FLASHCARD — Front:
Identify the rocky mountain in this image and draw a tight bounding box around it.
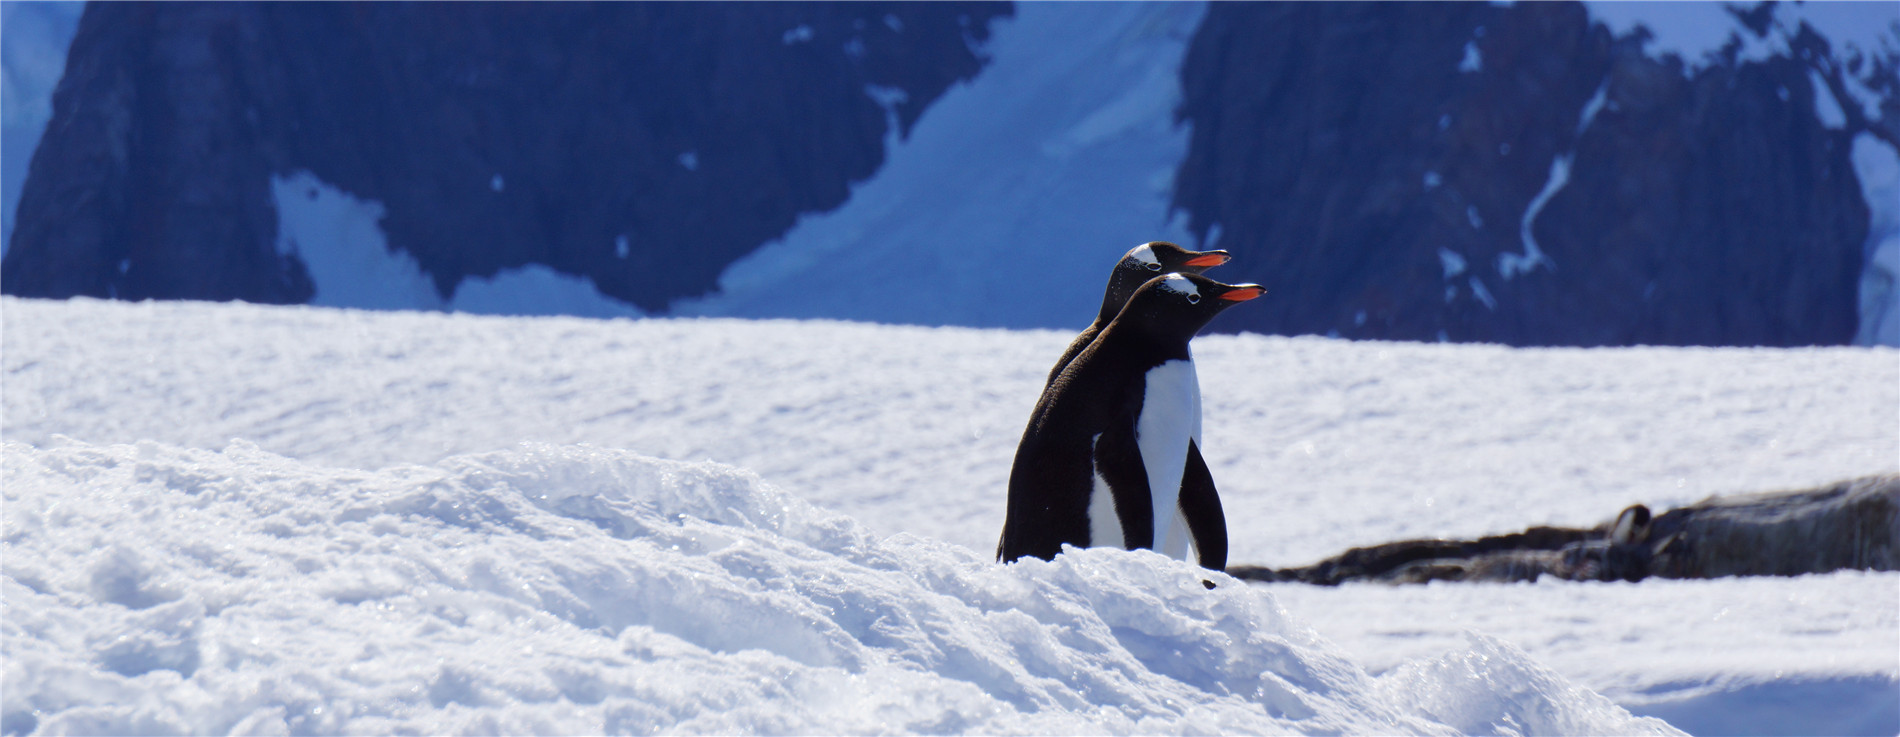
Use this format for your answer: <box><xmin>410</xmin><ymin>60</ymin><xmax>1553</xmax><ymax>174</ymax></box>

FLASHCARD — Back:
<box><xmin>1174</xmin><ymin>1</ymin><xmax>1897</xmax><ymax>346</ymax></box>
<box><xmin>1</xmin><ymin>1</ymin><xmax>1010</xmax><ymax>308</ymax></box>
<box><xmin>5</xmin><ymin>1</ymin><xmax>1895</xmax><ymax>347</ymax></box>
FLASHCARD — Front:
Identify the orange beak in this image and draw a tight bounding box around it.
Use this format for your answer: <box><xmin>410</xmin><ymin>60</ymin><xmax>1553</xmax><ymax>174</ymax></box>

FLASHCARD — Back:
<box><xmin>1184</xmin><ymin>252</ymin><xmax>1230</xmax><ymax>268</ymax></box>
<box><xmin>1218</xmin><ymin>286</ymin><xmax>1265</xmax><ymax>302</ymax></box>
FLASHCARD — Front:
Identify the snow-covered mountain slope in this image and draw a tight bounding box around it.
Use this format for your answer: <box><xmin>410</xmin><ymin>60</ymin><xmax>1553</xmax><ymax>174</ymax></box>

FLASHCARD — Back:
<box><xmin>672</xmin><ymin>1</ymin><xmax>1202</xmax><ymax>330</ymax></box>
<box><xmin>4</xmin><ymin>296</ymin><xmax>1895</xmax><ymax>735</ymax></box>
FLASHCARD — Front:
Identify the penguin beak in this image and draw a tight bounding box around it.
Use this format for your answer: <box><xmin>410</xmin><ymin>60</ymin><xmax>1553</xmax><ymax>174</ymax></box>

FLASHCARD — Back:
<box><xmin>1218</xmin><ymin>285</ymin><xmax>1265</xmax><ymax>302</ymax></box>
<box><xmin>1184</xmin><ymin>251</ymin><xmax>1230</xmax><ymax>268</ymax></box>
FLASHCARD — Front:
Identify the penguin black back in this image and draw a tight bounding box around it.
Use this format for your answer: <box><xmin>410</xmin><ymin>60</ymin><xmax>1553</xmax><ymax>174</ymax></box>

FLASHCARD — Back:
<box><xmin>999</xmin><ymin>272</ymin><xmax>1263</xmax><ymax>566</ymax></box>
<box><xmin>1044</xmin><ymin>242</ymin><xmax>1230</xmax><ymax>387</ymax></box>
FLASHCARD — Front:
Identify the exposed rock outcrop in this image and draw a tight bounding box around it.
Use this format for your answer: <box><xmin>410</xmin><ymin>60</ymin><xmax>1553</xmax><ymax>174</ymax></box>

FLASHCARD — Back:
<box><xmin>1230</xmin><ymin>474</ymin><xmax>1899</xmax><ymax>584</ymax></box>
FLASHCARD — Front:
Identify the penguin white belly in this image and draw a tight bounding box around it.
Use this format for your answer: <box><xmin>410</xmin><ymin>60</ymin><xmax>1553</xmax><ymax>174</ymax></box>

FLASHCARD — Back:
<box><xmin>1164</xmin><ymin>371</ymin><xmax>1204</xmax><ymax>560</ymax></box>
<box><xmin>1165</xmin><ymin>374</ymin><xmax>1205</xmax><ymax>561</ymax></box>
<box><xmin>1136</xmin><ymin>359</ymin><xmax>1198</xmax><ymax>558</ymax></box>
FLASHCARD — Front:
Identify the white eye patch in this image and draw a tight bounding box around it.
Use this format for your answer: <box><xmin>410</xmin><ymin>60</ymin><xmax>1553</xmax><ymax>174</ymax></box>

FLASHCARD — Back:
<box><xmin>1158</xmin><ymin>273</ymin><xmax>1200</xmax><ymax>299</ymax></box>
<box><xmin>1128</xmin><ymin>244</ymin><xmax>1161</xmax><ymax>270</ymax></box>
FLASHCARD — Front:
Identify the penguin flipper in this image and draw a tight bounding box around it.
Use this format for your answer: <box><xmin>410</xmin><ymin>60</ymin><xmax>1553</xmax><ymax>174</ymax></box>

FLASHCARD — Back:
<box><xmin>1179</xmin><ymin>440</ymin><xmax>1229</xmax><ymax>571</ymax></box>
<box><xmin>1092</xmin><ymin>418</ymin><xmax>1154</xmax><ymax>551</ymax></box>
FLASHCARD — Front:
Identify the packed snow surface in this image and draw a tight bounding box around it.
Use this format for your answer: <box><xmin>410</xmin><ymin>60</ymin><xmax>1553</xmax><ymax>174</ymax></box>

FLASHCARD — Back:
<box><xmin>5</xmin><ymin>296</ymin><xmax>1897</xmax><ymax>735</ymax></box>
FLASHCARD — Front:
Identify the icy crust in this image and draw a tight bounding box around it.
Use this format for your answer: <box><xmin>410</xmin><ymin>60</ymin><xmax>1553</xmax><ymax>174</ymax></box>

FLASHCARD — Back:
<box><xmin>1</xmin><ymin>439</ymin><xmax>1677</xmax><ymax>736</ymax></box>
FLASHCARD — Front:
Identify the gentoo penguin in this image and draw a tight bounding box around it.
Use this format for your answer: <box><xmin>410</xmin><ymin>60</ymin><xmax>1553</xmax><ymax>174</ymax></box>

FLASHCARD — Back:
<box><xmin>998</xmin><ymin>272</ymin><xmax>1263</xmax><ymax>571</ymax></box>
<box><xmin>1044</xmin><ymin>241</ymin><xmax>1230</xmax><ymax>386</ymax></box>
<box><xmin>1018</xmin><ymin>241</ymin><xmax>1231</xmax><ymax>572</ymax></box>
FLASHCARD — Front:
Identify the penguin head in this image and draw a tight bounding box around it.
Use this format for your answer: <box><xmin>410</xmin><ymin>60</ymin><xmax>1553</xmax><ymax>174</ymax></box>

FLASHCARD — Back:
<box><xmin>1097</xmin><ymin>242</ymin><xmax>1231</xmax><ymax>322</ymax></box>
<box><xmin>1121</xmin><ymin>241</ymin><xmax>1231</xmax><ymax>275</ymax></box>
<box><xmin>1115</xmin><ymin>272</ymin><xmax>1264</xmax><ymax>340</ymax></box>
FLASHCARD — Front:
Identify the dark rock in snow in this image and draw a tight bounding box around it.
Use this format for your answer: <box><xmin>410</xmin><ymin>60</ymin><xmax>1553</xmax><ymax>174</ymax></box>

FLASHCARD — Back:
<box><xmin>1173</xmin><ymin>1</ymin><xmax>1887</xmax><ymax>346</ymax></box>
<box><xmin>1229</xmin><ymin>474</ymin><xmax>1899</xmax><ymax>584</ymax></box>
<box><xmin>2</xmin><ymin>1</ymin><xmax>1010</xmax><ymax>308</ymax></box>
<box><xmin>1644</xmin><ymin>474</ymin><xmax>1899</xmax><ymax>579</ymax></box>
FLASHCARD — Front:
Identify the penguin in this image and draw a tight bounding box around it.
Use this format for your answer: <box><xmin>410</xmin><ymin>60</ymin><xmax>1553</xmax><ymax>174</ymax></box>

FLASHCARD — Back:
<box><xmin>1044</xmin><ymin>241</ymin><xmax>1230</xmax><ymax>387</ymax></box>
<box><xmin>998</xmin><ymin>272</ymin><xmax>1263</xmax><ymax>571</ymax></box>
<box><xmin>1013</xmin><ymin>241</ymin><xmax>1232</xmax><ymax>571</ymax></box>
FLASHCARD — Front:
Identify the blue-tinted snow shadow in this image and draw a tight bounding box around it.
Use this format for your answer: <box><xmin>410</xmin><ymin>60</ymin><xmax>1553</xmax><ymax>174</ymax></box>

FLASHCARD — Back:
<box><xmin>1623</xmin><ymin>675</ymin><xmax>1899</xmax><ymax>737</ymax></box>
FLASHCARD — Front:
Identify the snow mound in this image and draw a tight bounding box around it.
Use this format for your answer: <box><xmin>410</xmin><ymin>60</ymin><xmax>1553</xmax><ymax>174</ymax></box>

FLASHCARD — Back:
<box><xmin>1</xmin><ymin>439</ymin><xmax>1677</xmax><ymax>736</ymax></box>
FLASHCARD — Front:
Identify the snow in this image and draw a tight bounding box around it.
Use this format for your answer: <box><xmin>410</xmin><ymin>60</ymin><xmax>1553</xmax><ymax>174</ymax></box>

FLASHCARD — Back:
<box><xmin>1811</xmin><ymin>68</ymin><xmax>1849</xmax><ymax>129</ymax></box>
<box><xmin>1274</xmin><ymin>573</ymin><xmax>1900</xmax><ymax>737</ymax></box>
<box><xmin>1582</xmin><ymin>1</ymin><xmax>1899</xmax><ymax>76</ymax></box>
<box><xmin>671</xmin><ymin>2</ymin><xmax>1205</xmax><ymax>330</ymax></box>
<box><xmin>1460</xmin><ymin>40</ymin><xmax>1483</xmax><ymax>73</ymax></box>
<box><xmin>1500</xmin><ymin>155</ymin><xmax>1567</xmax><ymax>280</ymax></box>
<box><xmin>1584</xmin><ymin>1</ymin><xmax>1768</xmax><ymax>71</ymax></box>
<box><xmin>5</xmin><ymin>295</ymin><xmax>1896</xmax><ymax>735</ymax></box>
<box><xmin>269</xmin><ymin>170</ymin><xmax>641</xmax><ymax>319</ymax></box>
<box><xmin>448</xmin><ymin>266</ymin><xmax>644</xmax><ymax>321</ymax></box>
<box><xmin>1439</xmin><ymin>247</ymin><xmax>1468</xmax><ymax>280</ymax></box>
<box><xmin>20</xmin><ymin>437</ymin><xmax>1510</xmax><ymax>735</ymax></box>
<box><xmin>1576</xmin><ymin>79</ymin><xmax>1609</xmax><ymax>136</ymax></box>
<box><xmin>270</xmin><ymin>171</ymin><xmax>440</xmax><ymax>312</ymax></box>
<box><xmin>1469</xmin><ymin>275</ymin><xmax>1498</xmax><ymax>310</ymax></box>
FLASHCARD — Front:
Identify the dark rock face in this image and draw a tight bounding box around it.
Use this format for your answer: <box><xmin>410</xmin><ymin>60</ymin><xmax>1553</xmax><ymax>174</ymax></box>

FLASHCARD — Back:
<box><xmin>1174</xmin><ymin>2</ymin><xmax>1889</xmax><ymax>346</ymax></box>
<box><xmin>2</xmin><ymin>1</ymin><xmax>1009</xmax><ymax>308</ymax></box>
<box><xmin>2</xmin><ymin>3</ymin><xmax>315</xmax><ymax>303</ymax></box>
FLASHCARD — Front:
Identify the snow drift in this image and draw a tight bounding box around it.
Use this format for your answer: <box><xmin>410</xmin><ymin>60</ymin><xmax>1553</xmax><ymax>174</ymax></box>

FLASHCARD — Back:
<box><xmin>2</xmin><ymin>439</ymin><xmax>1674</xmax><ymax>735</ymax></box>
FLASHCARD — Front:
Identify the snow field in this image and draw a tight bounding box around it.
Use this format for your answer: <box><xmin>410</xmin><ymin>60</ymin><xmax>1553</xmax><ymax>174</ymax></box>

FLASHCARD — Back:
<box><xmin>7</xmin><ymin>298</ymin><xmax>1889</xmax><ymax>566</ymax></box>
<box><xmin>3</xmin><ymin>438</ymin><xmax>1673</xmax><ymax>735</ymax></box>
<box><xmin>1270</xmin><ymin>572</ymin><xmax>1900</xmax><ymax>736</ymax></box>
<box><xmin>3</xmin><ymin>296</ymin><xmax>1895</xmax><ymax>734</ymax></box>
